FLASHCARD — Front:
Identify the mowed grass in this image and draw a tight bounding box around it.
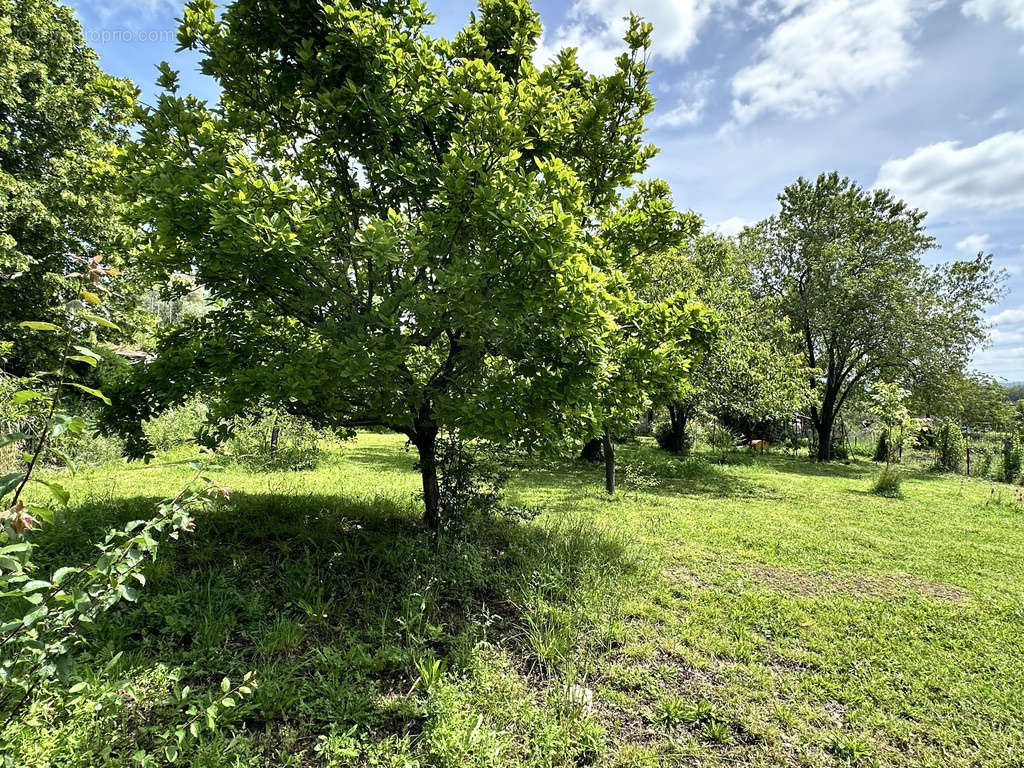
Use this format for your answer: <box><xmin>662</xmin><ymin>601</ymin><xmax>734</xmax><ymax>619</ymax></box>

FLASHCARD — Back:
<box><xmin>8</xmin><ymin>432</ymin><xmax>1024</xmax><ymax>767</ymax></box>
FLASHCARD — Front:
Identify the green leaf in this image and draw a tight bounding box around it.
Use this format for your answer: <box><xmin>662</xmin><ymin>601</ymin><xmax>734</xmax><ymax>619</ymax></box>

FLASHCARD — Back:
<box><xmin>22</xmin><ymin>604</ymin><xmax>48</xmax><ymax>627</ymax></box>
<box><xmin>220</xmin><ymin>677</ymin><xmax>230</xmax><ymax>693</ymax></box>
<box><xmin>72</xmin><ymin>345</ymin><xmax>101</xmax><ymax>361</ymax></box>
<box><xmin>81</xmin><ymin>313</ymin><xmax>121</xmax><ymax>331</ymax></box>
<box><xmin>80</xmin><ymin>291</ymin><xmax>103</xmax><ymax>306</ymax></box>
<box><xmin>26</xmin><ymin>504</ymin><xmax>54</xmax><ymax>524</ymax></box>
<box><xmin>52</xmin><ymin>413</ymin><xmax>86</xmax><ymax>438</ymax></box>
<box><xmin>69</xmin><ymin>383</ymin><xmax>111</xmax><ymax>405</ymax></box>
<box><xmin>0</xmin><ymin>472</ymin><xmax>24</xmax><ymax>499</ymax></box>
<box><xmin>68</xmin><ymin>354</ymin><xmax>98</xmax><ymax>367</ymax></box>
<box><xmin>12</xmin><ymin>390</ymin><xmax>46</xmax><ymax>405</ymax></box>
<box><xmin>118</xmin><ymin>584</ymin><xmax>139</xmax><ymax>602</ymax></box>
<box><xmin>19</xmin><ymin>321</ymin><xmax>61</xmax><ymax>332</ymax></box>
<box><xmin>32</xmin><ymin>479</ymin><xmax>70</xmax><ymax>505</ymax></box>
<box><xmin>52</xmin><ymin>566</ymin><xmax>78</xmax><ymax>586</ymax></box>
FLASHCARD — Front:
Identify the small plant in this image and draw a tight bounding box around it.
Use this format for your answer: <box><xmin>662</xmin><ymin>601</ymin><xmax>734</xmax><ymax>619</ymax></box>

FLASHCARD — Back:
<box><xmin>430</xmin><ymin>430</ymin><xmax>535</xmax><ymax>530</ymax></box>
<box><xmin>871</xmin><ymin>465</ymin><xmax>903</xmax><ymax>498</ymax></box>
<box><xmin>652</xmin><ymin>694</ymin><xmax>691</xmax><ymax>729</ymax></box>
<box><xmin>827</xmin><ymin>733</ymin><xmax>874</xmax><ymax>764</ymax></box>
<box><xmin>523</xmin><ymin>611</ymin><xmax>574</xmax><ymax>671</ymax></box>
<box><xmin>412</xmin><ymin>653</ymin><xmax>447</xmax><ymax>692</ymax></box>
<box><xmin>702</xmin><ymin>719</ymin><xmax>733</xmax><ymax>744</ymax></box>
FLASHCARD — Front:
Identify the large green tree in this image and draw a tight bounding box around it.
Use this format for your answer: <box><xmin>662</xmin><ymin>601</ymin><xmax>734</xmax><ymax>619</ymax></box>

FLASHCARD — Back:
<box><xmin>115</xmin><ymin>0</ymin><xmax>695</xmax><ymax>528</ymax></box>
<box><xmin>745</xmin><ymin>172</ymin><xmax>1003</xmax><ymax>461</ymax></box>
<box><xmin>637</xmin><ymin>230</ymin><xmax>808</xmax><ymax>454</ymax></box>
<box><xmin>0</xmin><ymin>0</ymin><xmax>137</xmax><ymax>374</ymax></box>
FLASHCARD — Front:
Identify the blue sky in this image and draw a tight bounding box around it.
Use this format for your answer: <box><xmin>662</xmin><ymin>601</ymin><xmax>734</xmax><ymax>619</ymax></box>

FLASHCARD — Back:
<box><xmin>69</xmin><ymin>0</ymin><xmax>1024</xmax><ymax>380</ymax></box>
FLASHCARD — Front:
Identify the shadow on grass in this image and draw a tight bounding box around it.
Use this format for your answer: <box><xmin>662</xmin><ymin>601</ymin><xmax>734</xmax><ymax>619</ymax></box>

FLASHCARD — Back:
<box><xmin>21</xmin><ymin>488</ymin><xmax>642</xmax><ymax>745</ymax></box>
<box><xmin>511</xmin><ymin>448</ymin><xmax>760</xmax><ymax>501</ymax></box>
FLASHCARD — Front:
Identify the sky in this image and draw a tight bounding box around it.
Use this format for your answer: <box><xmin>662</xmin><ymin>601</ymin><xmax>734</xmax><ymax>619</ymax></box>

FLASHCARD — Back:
<box><xmin>68</xmin><ymin>0</ymin><xmax>1024</xmax><ymax>380</ymax></box>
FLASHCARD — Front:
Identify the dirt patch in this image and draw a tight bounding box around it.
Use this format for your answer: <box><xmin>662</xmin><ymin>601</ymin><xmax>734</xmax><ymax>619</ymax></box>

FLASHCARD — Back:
<box><xmin>740</xmin><ymin>563</ymin><xmax>969</xmax><ymax>603</ymax></box>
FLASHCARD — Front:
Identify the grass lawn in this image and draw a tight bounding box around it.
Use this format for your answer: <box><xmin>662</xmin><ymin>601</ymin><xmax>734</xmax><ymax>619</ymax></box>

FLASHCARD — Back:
<box><xmin>7</xmin><ymin>432</ymin><xmax>1024</xmax><ymax>767</ymax></box>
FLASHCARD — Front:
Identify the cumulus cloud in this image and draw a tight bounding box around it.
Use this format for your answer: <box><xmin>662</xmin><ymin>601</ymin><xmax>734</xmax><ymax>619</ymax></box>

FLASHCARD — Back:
<box><xmin>963</xmin><ymin>0</ymin><xmax>1024</xmax><ymax>31</ymax></box>
<box><xmin>652</xmin><ymin>73</ymin><xmax>714</xmax><ymax>128</ymax></box>
<box><xmin>874</xmin><ymin>131</ymin><xmax>1024</xmax><ymax>216</ymax></box>
<box><xmin>973</xmin><ymin>303</ymin><xmax>1024</xmax><ymax>376</ymax></box>
<box><xmin>957</xmin><ymin>233</ymin><xmax>993</xmax><ymax>253</ymax></box>
<box><xmin>730</xmin><ymin>0</ymin><xmax>939</xmax><ymax>125</ymax></box>
<box><xmin>712</xmin><ymin>216</ymin><xmax>755</xmax><ymax>237</ymax></box>
<box><xmin>535</xmin><ymin>0</ymin><xmax>727</xmax><ymax>75</ymax></box>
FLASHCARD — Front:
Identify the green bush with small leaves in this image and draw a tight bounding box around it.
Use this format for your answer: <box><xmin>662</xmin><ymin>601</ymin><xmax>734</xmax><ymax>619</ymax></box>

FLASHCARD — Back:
<box><xmin>934</xmin><ymin>421</ymin><xmax>966</xmax><ymax>473</ymax></box>
<box><xmin>1003</xmin><ymin>434</ymin><xmax>1023</xmax><ymax>484</ymax></box>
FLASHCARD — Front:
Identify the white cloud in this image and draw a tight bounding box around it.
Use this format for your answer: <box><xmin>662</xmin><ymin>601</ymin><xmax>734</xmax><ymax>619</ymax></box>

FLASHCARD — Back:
<box><xmin>712</xmin><ymin>216</ymin><xmax>755</xmax><ymax>237</ymax></box>
<box><xmin>956</xmin><ymin>233</ymin><xmax>993</xmax><ymax>252</ymax></box>
<box><xmin>989</xmin><ymin>305</ymin><xmax>1024</xmax><ymax>326</ymax></box>
<box><xmin>990</xmin><ymin>106</ymin><xmax>1010</xmax><ymax>121</ymax></box>
<box><xmin>652</xmin><ymin>73</ymin><xmax>714</xmax><ymax>128</ymax></box>
<box><xmin>730</xmin><ymin>0</ymin><xmax>940</xmax><ymax>125</ymax></box>
<box><xmin>535</xmin><ymin>0</ymin><xmax>727</xmax><ymax>75</ymax></box>
<box><xmin>963</xmin><ymin>0</ymin><xmax>1024</xmax><ymax>31</ymax></box>
<box><xmin>874</xmin><ymin>131</ymin><xmax>1024</xmax><ymax>215</ymax></box>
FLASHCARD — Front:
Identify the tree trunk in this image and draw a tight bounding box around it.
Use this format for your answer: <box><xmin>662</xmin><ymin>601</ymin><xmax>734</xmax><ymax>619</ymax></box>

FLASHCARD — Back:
<box><xmin>269</xmin><ymin>425</ymin><xmax>281</xmax><ymax>459</ymax></box>
<box><xmin>664</xmin><ymin>402</ymin><xmax>690</xmax><ymax>454</ymax></box>
<box><xmin>580</xmin><ymin>437</ymin><xmax>604</xmax><ymax>462</ymax></box>
<box><xmin>815</xmin><ymin>413</ymin><xmax>835</xmax><ymax>462</ymax></box>
<box><xmin>602</xmin><ymin>427</ymin><xmax>615</xmax><ymax>495</ymax></box>
<box><xmin>412</xmin><ymin>426</ymin><xmax>441</xmax><ymax>531</ymax></box>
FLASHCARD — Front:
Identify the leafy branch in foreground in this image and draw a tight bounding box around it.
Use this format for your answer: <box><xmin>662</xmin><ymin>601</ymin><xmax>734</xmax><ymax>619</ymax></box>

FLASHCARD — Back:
<box><xmin>0</xmin><ymin>259</ymin><xmax>252</xmax><ymax>757</ymax></box>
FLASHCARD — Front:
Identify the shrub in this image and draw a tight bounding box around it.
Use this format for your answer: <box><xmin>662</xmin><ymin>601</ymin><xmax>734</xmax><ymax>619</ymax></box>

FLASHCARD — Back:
<box><xmin>143</xmin><ymin>398</ymin><xmax>209</xmax><ymax>452</ymax></box>
<box><xmin>934</xmin><ymin>421</ymin><xmax>966</xmax><ymax>473</ymax></box>
<box><xmin>871</xmin><ymin>466</ymin><xmax>903</xmax><ymax>497</ymax></box>
<box><xmin>974</xmin><ymin>447</ymin><xmax>994</xmax><ymax>478</ymax></box>
<box><xmin>50</xmin><ymin>426</ymin><xmax>125</xmax><ymax>467</ymax></box>
<box><xmin>226</xmin><ymin>409</ymin><xmax>326</xmax><ymax>471</ymax></box>
<box><xmin>654</xmin><ymin>421</ymin><xmax>691</xmax><ymax>455</ymax></box>
<box><xmin>1003</xmin><ymin>434</ymin><xmax>1023</xmax><ymax>484</ymax></box>
<box><xmin>873</xmin><ymin>431</ymin><xmax>889</xmax><ymax>463</ymax></box>
<box><xmin>433</xmin><ymin>431</ymin><xmax>535</xmax><ymax>530</ymax></box>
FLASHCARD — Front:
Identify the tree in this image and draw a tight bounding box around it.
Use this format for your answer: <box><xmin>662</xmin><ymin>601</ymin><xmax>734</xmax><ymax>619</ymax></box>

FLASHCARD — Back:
<box><xmin>639</xmin><ymin>231</ymin><xmax>808</xmax><ymax>455</ymax></box>
<box><xmin>579</xmin><ymin>181</ymin><xmax>717</xmax><ymax>492</ymax></box>
<box><xmin>868</xmin><ymin>382</ymin><xmax>910</xmax><ymax>465</ymax></box>
<box><xmin>745</xmin><ymin>172</ymin><xmax>1004</xmax><ymax>461</ymax></box>
<box><xmin>0</xmin><ymin>0</ymin><xmax>137</xmax><ymax>376</ymax></box>
<box><xmin>912</xmin><ymin>369</ymin><xmax>1012</xmax><ymax>433</ymax></box>
<box><xmin>114</xmin><ymin>0</ymin><xmax>675</xmax><ymax>528</ymax></box>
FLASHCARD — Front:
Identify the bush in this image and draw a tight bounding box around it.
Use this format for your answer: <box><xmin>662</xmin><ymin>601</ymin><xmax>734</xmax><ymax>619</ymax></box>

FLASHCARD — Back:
<box><xmin>934</xmin><ymin>421</ymin><xmax>966</xmax><ymax>473</ymax></box>
<box><xmin>873</xmin><ymin>432</ymin><xmax>888</xmax><ymax>462</ymax></box>
<box><xmin>654</xmin><ymin>421</ymin><xmax>691</xmax><ymax>455</ymax></box>
<box><xmin>143</xmin><ymin>398</ymin><xmax>210</xmax><ymax>451</ymax></box>
<box><xmin>226</xmin><ymin>409</ymin><xmax>327</xmax><ymax>471</ymax></box>
<box><xmin>974</xmin><ymin>447</ymin><xmax>994</xmax><ymax>478</ymax></box>
<box><xmin>49</xmin><ymin>425</ymin><xmax>124</xmax><ymax>467</ymax></box>
<box><xmin>1003</xmin><ymin>434</ymin><xmax>1023</xmax><ymax>484</ymax></box>
<box><xmin>871</xmin><ymin>466</ymin><xmax>903</xmax><ymax>497</ymax></box>
<box><xmin>434</xmin><ymin>431</ymin><xmax>535</xmax><ymax>530</ymax></box>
